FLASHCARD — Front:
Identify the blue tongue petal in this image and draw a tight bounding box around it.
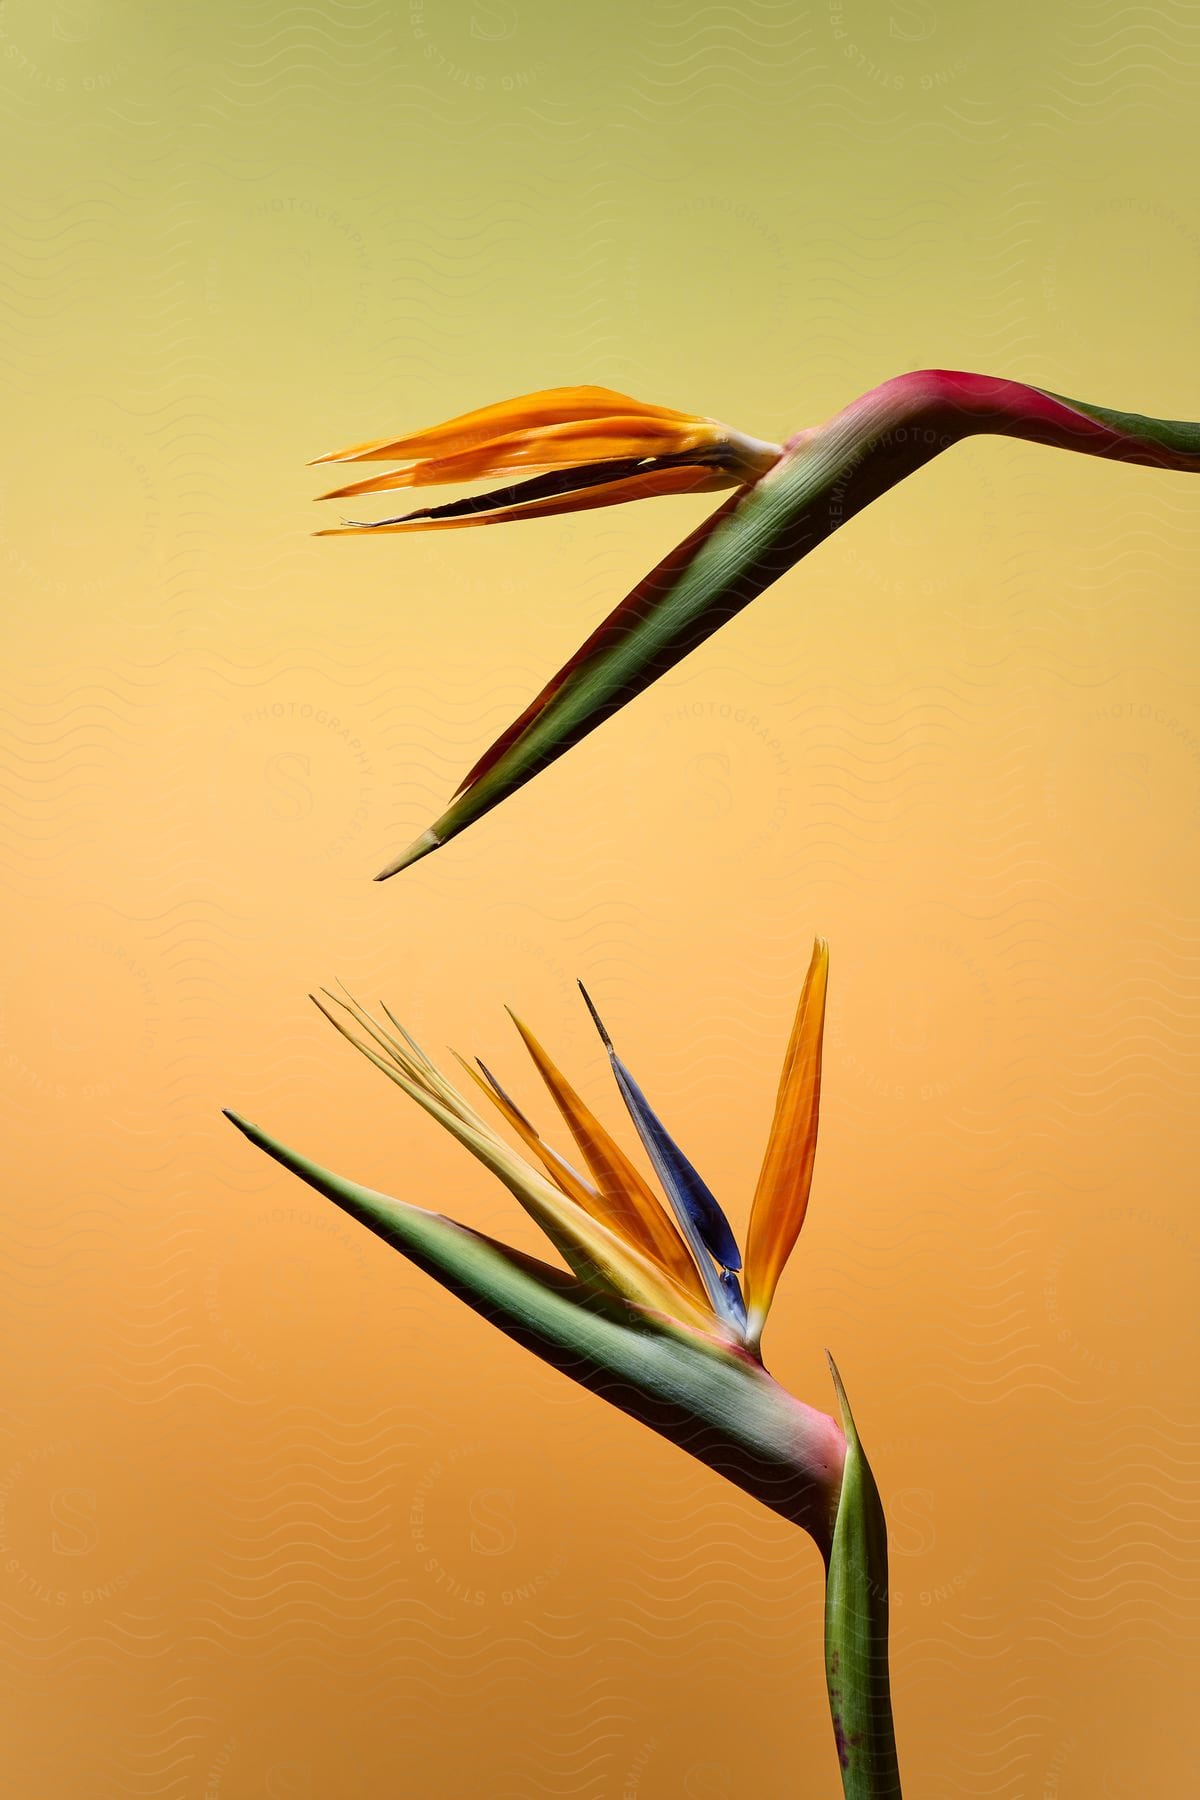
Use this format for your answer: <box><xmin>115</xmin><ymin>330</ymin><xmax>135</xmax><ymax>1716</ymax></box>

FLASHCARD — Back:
<box><xmin>719</xmin><ymin>1268</ymin><xmax>748</xmax><ymax>1332</ymax></box>
<box><xmin>578</xmin><ymin>983</ymin><xmax>744</xmax><ymax>1330</ymax></box>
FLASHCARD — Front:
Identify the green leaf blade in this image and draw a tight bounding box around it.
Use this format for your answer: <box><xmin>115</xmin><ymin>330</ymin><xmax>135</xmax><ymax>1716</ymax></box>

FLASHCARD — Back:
<box><xmin>824</xmin><ymin>1354</ymin><xmax>903</xmax><ymax>1800</ymax></box>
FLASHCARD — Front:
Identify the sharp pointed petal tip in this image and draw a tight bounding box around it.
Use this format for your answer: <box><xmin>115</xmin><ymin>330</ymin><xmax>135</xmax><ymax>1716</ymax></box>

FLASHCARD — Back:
<box><xmin>374</xmin><ymin>828</ymin><xmax>442</xmax><ymax>880</ymax></box>
<box><xmin>576</xmin><ymin>981</ymin><xmax>613</xmax><ymax>1048</ymax></box>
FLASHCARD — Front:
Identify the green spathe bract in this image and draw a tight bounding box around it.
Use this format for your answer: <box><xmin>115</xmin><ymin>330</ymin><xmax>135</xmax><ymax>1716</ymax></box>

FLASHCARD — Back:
<box><xmin>374</xmin><ymin>369</ymin><xmax>1200</xmax><ymax>877</ymax></box>
<box><xmin>224</xmin><ymin>1108</ymin><xmax>902</xmax><ymax>1793</ymax></box>
<box><xmin>225</xmin><ymin>952</ymin><xmax>903</xmax><ymax>1796</ymax></box>
<box><xmin>222</xmin><ymin>1109</ymin><xmax>846</xmax><ymax>1548</ymax></box>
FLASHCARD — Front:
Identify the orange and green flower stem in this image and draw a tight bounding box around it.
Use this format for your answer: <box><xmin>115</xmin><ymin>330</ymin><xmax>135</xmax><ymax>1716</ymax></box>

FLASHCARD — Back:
<box><xmin>226</xmin><ymin>943</ymin><xmax>901</xmax><ymax>1796</ymax></box>
<box><xmin>312</xmin><ymin>371</ymin><xmax>1200</xmax><ymax>880</ymax></box>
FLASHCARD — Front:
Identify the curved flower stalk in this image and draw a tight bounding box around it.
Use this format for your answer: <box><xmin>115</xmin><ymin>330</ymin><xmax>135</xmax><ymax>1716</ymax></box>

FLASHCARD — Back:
<box><xmin>225</xmin><ymin>941</ymin><xmax>901</xmax><ymax>1797</ymax></box>
<box><xmin>311</xmin><ymin>372</ymin><xmax>1200</xmax><ymax>879</ymax></box>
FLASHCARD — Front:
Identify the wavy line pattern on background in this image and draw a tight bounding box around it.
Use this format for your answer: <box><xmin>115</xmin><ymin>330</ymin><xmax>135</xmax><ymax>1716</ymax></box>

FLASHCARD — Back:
<box><xmin>3</xmin><ymin>0</ymin><xmax>1200</xmax><ymax>1794</ymax></box>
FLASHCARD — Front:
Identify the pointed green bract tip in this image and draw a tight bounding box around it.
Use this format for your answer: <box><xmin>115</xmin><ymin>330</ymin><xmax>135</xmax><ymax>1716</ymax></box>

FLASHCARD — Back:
<box><xmin>825</xmin><ymin>1348</ymin><xmax>852</xmax><ymax>1423</ymax></box>
<box><xmin>375</xmin><ymin>826</ymin><xmax>442</xmax><ymax>881</ymax></box>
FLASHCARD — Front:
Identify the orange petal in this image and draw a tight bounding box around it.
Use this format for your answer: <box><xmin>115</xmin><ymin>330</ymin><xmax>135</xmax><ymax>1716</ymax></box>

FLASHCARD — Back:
<box><xmin>316</xmin><ymin>464</ymin><xmax>731</xmax><ymax>536</ymax></box>
<box><xmin>317</xmin><ymin>417</ymin><xmax>718</xmax><ymax>500</ymax></box>
<box><xmin>454</xmin><ymin>1052</ymin><xmax>601</xmax><ymax>1211</ymax></box>
<box><xmin>743</xmin><ymin>938</ymin><xmax>830</xmax><ymax>1346</ymax></box>
<box><xmin>313</xmin><ymin>995</ymin><xmax>724</xmax><ymax>1338</ymax></box>
<box><xmin>312</xmin><ymin>385</ymin><xmax>702</xmax><ymax>466</ymax></box>
<box><xmin>506</xmin><ymin>1010</ymin><xmax>711</xmax><ymax>1305</ymax></box>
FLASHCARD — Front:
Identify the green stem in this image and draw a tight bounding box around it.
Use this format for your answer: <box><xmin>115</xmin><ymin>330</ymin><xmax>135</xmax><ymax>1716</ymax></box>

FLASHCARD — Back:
<box><xmin>823</xmin><ymin>1355</ymin><xmax>902</xmax><ymax>1799</ymax></box>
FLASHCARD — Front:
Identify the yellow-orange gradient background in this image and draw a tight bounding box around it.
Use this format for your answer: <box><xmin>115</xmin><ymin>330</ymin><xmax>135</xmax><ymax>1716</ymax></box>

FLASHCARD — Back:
<box><xmin>3</xmin><ymin>5</ymin><xmax>1200</xmax><ymax>1795</ymax></box>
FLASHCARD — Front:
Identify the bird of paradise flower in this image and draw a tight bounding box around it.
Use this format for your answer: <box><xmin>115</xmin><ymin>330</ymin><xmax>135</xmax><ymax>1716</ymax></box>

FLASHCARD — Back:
<box><xmin>226</xmin><ymin>940</ymin><xmax>902</xmax><ymax>1799</ymax></box>
<box><xmin>310</xmin><ymin>372</ymin><xmax>1200</xmax><ymax>879</ymax></box>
